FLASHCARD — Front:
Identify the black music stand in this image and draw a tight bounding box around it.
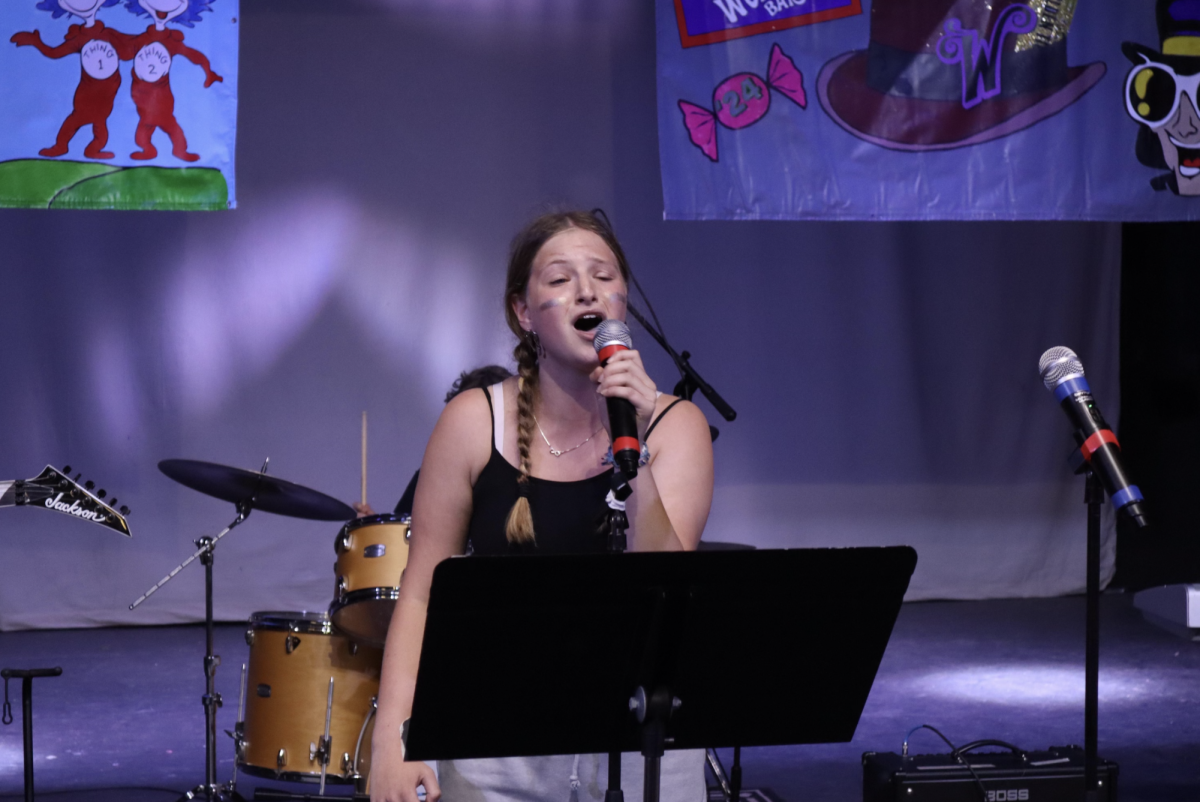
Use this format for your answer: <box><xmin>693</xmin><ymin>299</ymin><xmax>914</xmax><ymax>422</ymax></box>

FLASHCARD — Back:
<box><xmin>406</xmin><ymin>546</ymin><xmax>917</xmax><ymax>802</ymax></box>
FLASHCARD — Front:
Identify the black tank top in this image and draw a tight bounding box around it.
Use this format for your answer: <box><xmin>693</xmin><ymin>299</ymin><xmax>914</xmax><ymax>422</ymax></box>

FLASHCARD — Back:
<box><xmin>465</xmin><ymin>386</ymin><xmax>682</xmax><ymax>556</ymax></box>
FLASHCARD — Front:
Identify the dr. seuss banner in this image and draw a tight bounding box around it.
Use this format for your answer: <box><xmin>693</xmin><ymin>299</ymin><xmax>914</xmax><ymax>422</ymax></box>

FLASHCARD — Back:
<box><xmin>1</xmin><ymin>1</ymin><xmax>238</xmax><ymax>211</ymax></box>
<box><xmin>658</xmin><ymin>0</ymin><xmax>1200</xmax><ymax>220</ymax></box>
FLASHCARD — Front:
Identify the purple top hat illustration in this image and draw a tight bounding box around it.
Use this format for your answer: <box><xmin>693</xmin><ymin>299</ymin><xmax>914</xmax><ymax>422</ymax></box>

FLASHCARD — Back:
<box><xmin>817</xmin><ymin>0</ymin><xmax>1106</xmax><ymax>151</ymax></box>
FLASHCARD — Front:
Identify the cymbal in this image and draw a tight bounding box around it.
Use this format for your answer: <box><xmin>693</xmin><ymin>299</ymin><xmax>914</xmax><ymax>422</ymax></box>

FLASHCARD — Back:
<box><xmin>159</xmin><ymin>459</ymin><xmax>354</xmax><ymax>521</ymax></box>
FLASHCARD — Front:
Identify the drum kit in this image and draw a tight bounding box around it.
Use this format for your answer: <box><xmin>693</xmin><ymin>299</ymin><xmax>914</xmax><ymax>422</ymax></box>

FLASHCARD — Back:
<box><xmin>129</xmin><ymin>457</ymin><xmax>408</xmax><ymax>802</ymax></box>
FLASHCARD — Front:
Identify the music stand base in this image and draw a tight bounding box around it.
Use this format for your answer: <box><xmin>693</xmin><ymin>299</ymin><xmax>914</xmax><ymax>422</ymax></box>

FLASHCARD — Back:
<box><xmin>178</xmin><ymin>783</ymin><xmax>246</xmax><ymax>802</ymax></box>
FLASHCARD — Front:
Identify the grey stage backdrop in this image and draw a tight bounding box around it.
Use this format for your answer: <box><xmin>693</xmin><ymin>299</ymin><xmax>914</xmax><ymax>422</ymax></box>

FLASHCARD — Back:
<box><xmin>0</xmin><ymin>0</ymin><xmax>1120</xmax><ymax>630</ymax></box>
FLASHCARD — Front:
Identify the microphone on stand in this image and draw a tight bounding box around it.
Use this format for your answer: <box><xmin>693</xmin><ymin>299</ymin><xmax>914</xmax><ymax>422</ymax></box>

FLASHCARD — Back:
<box><xmin>1039</xmin><ymin>346</ymin><xmax>1149</xmax><ymax>529</ymax></box>
<box><xmin>594</xmin><ymin>319</ymin><xmax>641</xmax><ymax>480</ymax></box>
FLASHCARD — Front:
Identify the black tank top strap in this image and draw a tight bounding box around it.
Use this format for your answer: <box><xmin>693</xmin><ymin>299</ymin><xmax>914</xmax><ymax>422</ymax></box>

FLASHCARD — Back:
<box><xmin>645</xmin><ymin>398</ymin><xmax>685</xmax><ymax>442</ymax></box>
<box><xmin>480</xmin><ymin>385</ymin><xmax>494</xmax><ymax>442</ymax></box>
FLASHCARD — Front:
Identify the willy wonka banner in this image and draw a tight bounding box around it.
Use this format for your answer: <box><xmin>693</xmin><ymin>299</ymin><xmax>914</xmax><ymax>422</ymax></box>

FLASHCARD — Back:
<box><xmin>1</xmin><ymin>0</ymin><xmax>238</xmax><ymax>211</ymax></box>
<box><xmin>659</xmin><ymin>0</ymin><xmax>1200</xmax><ymax>221</ymax></box>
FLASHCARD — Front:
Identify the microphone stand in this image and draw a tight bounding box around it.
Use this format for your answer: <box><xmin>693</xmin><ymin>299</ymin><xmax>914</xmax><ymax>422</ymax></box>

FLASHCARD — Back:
<box><xmin>1066</xmin><ymin>447</ymin><xmax>1109</xmax><ymax>802</ymax></box>
<box><xmin>1082</xmin><ymin>469</ymin><xmax>1103</xmax><ymax>802</ymax></box>
<box><xmin>591</xmin><ymin>292</ymin><xmax>725</xmax><ymax>801</ymax></box>
<box><xmin>604</xmin><ymin>470</ymin><xmax>632</xmax><ymax>802</ymax></box>
<box><xmin>626</xmin><ymin>305</ymin><xmax>736</xmax><ymax>440</ymax></box>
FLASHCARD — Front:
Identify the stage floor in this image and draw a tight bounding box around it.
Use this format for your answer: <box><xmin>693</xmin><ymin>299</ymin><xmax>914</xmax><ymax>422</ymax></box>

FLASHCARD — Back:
<box><xmin>2</xmin><ymin>594</ymin><xmax>1198</xmax><ymax>802</ymax></box>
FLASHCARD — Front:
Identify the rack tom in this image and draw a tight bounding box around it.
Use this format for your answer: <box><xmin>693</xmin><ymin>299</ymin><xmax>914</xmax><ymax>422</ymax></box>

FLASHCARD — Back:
<box><xmin>238</xmin><ymin>612</ymin><xmax>380</xmax><ymax>784</ymax></box>
<box><xmin>329</xmin><ymin>513</ymin><xmax>410</xmax><ymax>646</ymax></box>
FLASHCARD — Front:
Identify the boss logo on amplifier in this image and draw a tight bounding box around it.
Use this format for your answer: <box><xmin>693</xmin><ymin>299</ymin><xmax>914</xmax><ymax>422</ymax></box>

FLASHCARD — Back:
<box><xmin>986</xmin><ymin>791</ymin><xmax>1029</xmax><ymax>801</ymax></box>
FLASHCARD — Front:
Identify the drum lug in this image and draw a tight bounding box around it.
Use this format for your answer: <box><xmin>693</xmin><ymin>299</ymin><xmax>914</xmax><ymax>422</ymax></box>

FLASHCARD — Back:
<box><xmin>337</xmin><ymin>532</ymin><xmax>351</xmax><ymax>553</ymax></box>
<box><xmin>336</xmin><ymin>575</ymin><xmax>347</xmax><ymax>600</ymax></box>
<box><xmin>285</xmin><ymin>634</ymin><xmax>301</xmax><ymax>654</ymax></box>
<box><xmin>276</xmin><ymin>748</ymin><xmax>287</xmax><ymax>771</ymax></box>
<box><xmin>349</xmin><ymin>641</ymin><xmax>358</xmax><ymax>656</ymax></box>
<box><xmin>244</xmin><ymin>628</ymin><xmax>255</xmax><ymax>646</ymax></box>
<box><xmin>341</xmin><ymin>751</ymin><xmax>354</xmax><ymax>777</ymax></box>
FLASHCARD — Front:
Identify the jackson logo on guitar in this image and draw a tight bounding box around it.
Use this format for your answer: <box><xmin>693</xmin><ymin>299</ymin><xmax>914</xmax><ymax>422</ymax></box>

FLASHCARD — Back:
<box><xmin>0</xmin><ymin>465</ymin><xmax>131</xmax><ymax>536</ymax></box>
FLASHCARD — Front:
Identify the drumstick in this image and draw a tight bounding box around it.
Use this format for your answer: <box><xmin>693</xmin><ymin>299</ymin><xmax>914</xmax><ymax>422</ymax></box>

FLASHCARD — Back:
<box><xmin>361</xmin><ymin>411</ymin><xmax>368</xmax><ymax>506</ymax></box>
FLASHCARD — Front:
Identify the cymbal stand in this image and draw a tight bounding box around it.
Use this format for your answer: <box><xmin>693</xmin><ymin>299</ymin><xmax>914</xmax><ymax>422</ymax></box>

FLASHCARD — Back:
<box><xmin>130</xmin><ymin>500</ymin><xmax>254</xmax><ymax>802</ymax></box>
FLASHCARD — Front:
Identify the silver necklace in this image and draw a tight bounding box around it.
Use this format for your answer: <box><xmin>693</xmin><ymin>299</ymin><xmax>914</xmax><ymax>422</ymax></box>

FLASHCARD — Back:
<box><xmin>532</xmin><ymin>413</ymin><xmax>604</xmax><ymax>457</ymax></box>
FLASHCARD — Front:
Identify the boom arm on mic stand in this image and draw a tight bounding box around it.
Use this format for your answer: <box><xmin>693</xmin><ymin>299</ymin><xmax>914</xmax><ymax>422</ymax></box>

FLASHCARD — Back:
<box><xmin>626</xmin><ymin>304</ymin><xmax>736</xmax><ymax>441</ymax></box>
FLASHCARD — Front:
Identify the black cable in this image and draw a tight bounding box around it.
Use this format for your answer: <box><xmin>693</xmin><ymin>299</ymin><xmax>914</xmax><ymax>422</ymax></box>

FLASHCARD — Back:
<box><xmin>589</xmin><ymin>207</ymin><xmax>676</xmax><ymax>375</ymax></box>
<box><xmin>626</xmin><ymin>303</ymin><xmax>684</xmax><ymax>383</ymax></box>
<box><xmin>903</xmin><ymin>724</ymin><xmax>989</xmax><ymax>802</ymax></box>
<box><xmin>625</xmin><ymin>265</ymin><xmax>668</xmax><ymax>345</ymax></box>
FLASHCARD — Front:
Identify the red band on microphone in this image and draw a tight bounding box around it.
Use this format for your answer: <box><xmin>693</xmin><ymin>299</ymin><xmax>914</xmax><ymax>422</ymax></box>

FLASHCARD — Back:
<box><xmin>613</xmin><ymin>436</ymin><xmax>640</xmax><ymax>455</ymax></box>
<box><xmin>597</xmin><ymin>344</ymin><xmax>626</xmax><ymax>364</ymax></box>
<box><xmin>1080</xmin><ymin>430</ymin><xmax>1120</xmax><ymax>462</ymax></box>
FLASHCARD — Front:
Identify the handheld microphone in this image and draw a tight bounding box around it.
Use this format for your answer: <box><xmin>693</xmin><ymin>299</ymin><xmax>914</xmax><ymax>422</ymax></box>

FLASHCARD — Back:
<box><xmin>1039</xmin><ymin>346</ymin><xmax>1149</xmax><ymax>529</ymax></box>
<box><xmin>594</xmin><ymin>319</ymin><xmax>641</xmax><ymax>480</ymax></box>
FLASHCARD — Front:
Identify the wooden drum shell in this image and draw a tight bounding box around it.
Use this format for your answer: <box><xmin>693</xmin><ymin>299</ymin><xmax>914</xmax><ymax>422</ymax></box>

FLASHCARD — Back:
<box><xmin>239</xmin><ymin>613</ymin><xmax>381</xmax><ymax>784</ymax></box>
<box><xmin>329</xmin><ymin>515</ymin><xmax>410</xmax><ymax>646</ymax></box>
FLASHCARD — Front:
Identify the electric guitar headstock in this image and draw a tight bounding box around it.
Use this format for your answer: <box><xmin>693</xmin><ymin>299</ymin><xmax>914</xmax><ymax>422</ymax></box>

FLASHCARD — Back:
<box><xmin>0</xmin><ymin>465</ymin><xmax>131</xmax><ymax>537</ymax></box>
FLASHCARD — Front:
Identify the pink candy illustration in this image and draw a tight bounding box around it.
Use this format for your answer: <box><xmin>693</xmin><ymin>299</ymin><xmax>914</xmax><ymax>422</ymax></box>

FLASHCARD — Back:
<box><xmin>678</xmin><ymin>43</ymin><xmax>807</xmax><ymax>163</ymax></box>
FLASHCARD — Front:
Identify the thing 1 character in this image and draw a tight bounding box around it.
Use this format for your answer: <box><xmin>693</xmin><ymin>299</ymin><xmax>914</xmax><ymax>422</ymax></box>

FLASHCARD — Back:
<box><xmin>122</xmin><ymin>0</ymin><xmax>222</xmax><ymax>162</ymax></box>
<box><xmin>10</xmin><ymin>0</ymin><xmax>131</xmax><ymax>160</ymax></box>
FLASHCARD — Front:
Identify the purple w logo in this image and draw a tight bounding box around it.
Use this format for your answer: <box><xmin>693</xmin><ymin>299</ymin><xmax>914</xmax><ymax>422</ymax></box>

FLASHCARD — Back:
<box><xmin>936</xmin><ymin>4</ymin><xmax>1038</xmax><ymax>109</ymax></box>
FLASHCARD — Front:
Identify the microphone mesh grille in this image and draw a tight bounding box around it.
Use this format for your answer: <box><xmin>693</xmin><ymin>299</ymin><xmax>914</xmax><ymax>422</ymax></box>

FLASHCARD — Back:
<box><xmin>1039</xmin><ymin>346</ymin><xmax>1085</xmax><ymax>390</ymax></box>
<box><xmin>593</xmin><ymin>319</ymin><xmax>633</xmax><ymax>353</ymax></box>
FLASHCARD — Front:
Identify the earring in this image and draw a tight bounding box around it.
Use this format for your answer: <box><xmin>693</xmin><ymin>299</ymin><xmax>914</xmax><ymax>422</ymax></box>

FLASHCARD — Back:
<box><xmin>528</xmin><ymin>331</ymin><xmax>545</xmax><ymax>360</ymax></box>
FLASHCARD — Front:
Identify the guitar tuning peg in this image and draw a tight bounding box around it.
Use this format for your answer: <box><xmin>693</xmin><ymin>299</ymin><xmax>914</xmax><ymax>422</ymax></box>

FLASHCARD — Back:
<box><xmin>109</xmin><ymin>498</ymin><xmax>118</xmax><ymax>507</ymax></box>
<box><xmin>73</xmin><ymin>473</ymin><xmax>82</xmax><ymax>482</ymax></box>
<box><xmin>85</xmin><ymin>480</ymin><xmax>95</xmax><ymax>491</ymax></box>
<box><xmin>98</xmin><ymin>489</ymin><xmax>107</xmax><ymax>499</ymax></box>
<box><xmin>120</xmin><ymin>506</ymin><xmax>130</xmax><ymax>516</ymax></box>
<box><xmin>63</xmin><ymin>465</ymin><xmax>72</xmax><ymax>474</ymax></box>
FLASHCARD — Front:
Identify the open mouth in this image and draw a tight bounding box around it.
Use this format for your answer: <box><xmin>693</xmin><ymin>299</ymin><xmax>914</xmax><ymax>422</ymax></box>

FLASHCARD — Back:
<box><xmin>156</xmin><ymin>10</ymin><xmax>169</xmax><ymax>19</ymax></box>
<box><xmin>573</xmin><ymin>314</ymin><xmax>603</xmax><ymax>332</ymax></box>
<box><xmin>1178</xmin><ymin>145</ymin><xmax>1200</xmax><ymax>178</ymax></box>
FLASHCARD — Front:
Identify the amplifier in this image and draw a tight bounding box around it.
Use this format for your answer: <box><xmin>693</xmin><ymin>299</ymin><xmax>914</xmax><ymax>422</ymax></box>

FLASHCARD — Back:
<box><xmin>863</xmin><ymin>745</ymin><xmax>1118</xmax><ymax>802</ymax></box>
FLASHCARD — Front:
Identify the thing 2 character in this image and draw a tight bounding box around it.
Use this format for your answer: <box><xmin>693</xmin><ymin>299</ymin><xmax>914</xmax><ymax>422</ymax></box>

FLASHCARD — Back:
<box><xmin>10</xmin><ymin>0</ymin><xmax>131</xmax><ymax>160</ymax></box>
<box><xmin>1123</xmin><ymin>0</ymin><xmax>1200</xmax><ymax>196</ymax></box>
<box><xmin>122</xmin><ymin>0</ymin><xmax>222</xmax><ymax>162</ymax></box>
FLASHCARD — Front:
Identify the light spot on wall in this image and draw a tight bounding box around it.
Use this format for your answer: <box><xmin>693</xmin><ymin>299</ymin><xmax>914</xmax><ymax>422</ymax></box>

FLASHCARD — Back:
<box><xmin>162</xmin><ymin>191</ymin><xmax>355</xmax><ymax>415</ymax></box>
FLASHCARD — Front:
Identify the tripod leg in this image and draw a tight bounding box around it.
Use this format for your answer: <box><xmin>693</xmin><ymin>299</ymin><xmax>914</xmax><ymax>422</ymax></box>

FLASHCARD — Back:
<box><xmin>730</xmin><ymin>746</ymin><xmax>741</xmax><ymax>802</ymax></box>
<box><xmin>705</xmin><ymin>748</ymin><xmax>733</xmax><ymax>801</ymax></box>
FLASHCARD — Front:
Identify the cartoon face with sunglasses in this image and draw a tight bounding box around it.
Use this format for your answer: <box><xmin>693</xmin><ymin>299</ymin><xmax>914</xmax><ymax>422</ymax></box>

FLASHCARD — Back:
<box><xmin>1122</xmin><ymin>1</ymin><xmax>1200</xmax><ymax>196</ymax></box>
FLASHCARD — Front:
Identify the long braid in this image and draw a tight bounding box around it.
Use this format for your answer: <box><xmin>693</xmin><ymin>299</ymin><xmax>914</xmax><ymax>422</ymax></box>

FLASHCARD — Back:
<box><xmin>504</xmin><ymin>339</ymin><xmax>539</xmax><ymax>544</ymax></box>
<box><xmin>502</xmin><ymin>210</ymin><xmax>631</xmax><ymax>542</ymax></box>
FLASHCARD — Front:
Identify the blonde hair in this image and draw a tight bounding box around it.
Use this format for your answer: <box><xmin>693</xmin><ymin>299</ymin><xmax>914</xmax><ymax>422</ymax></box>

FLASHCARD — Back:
<box><xmin>501</xmin><ymin>211</ymin><xmax>632</xmax><ymax>544</ymax></box>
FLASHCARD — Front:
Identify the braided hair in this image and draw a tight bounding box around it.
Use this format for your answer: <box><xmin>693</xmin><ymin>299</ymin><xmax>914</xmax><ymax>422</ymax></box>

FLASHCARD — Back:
<box><xmin>502</xmin><ymin>210</ymin><xmax>632</xmax><ymax>544</ymax></box>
